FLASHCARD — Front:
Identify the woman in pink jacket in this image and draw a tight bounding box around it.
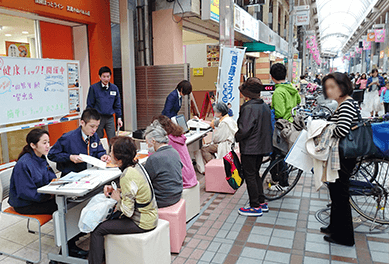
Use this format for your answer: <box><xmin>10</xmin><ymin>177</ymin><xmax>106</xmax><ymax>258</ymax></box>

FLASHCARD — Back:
<box><xmin>154</xmin><ymin>115</ymin><xmax>198</xmax><ymax>188</ymax></box>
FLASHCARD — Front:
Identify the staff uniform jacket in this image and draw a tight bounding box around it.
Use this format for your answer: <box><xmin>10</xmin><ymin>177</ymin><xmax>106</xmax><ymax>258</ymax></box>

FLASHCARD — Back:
<box><xmin>162</xmin><ymin>89</ymin><xmax>182</xmax><ymax>118</ymax></box>
<box><xmin>235</xmin><ymin>98</ymin><xmax>272</xmax><ymax>155</ymax></box>
<box><xmin>9</xmin><ymin>152</ymin><xmax>56</xmax><ymax>208</ymax></box>
<box><xmin>48</xmin><ymin>127</ymin><xmax>106</xmax><ymax>175</ymax></box>
<box><xmin>86</xmin><ymin>82</ymin><xmax>122</xmax><ymax>118</ymax></box>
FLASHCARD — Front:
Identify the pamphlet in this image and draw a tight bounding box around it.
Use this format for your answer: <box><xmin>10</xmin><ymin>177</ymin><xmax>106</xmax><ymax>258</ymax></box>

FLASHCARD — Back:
<box><xmin>79</xmin><ymin>154</ymin><xmax>107</xmax><ymax>169</ymax></box>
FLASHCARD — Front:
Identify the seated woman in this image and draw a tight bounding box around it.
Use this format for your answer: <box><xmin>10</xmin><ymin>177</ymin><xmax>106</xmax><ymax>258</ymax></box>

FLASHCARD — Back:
<box><xmin>153</xmin><ymin>115</ymin><xmax>197</xmax><ymax>189</ymax></box>
<box><xmin>144</xmin><ymin>121</ymin><xmax>183</xmax><ymax>208</ymax></box>
<box><xmin>9</xmin><ymin>128</ymin><xmax>57</xmax><ymax>215</ymax></box>
<box><xmin>89</xmin><ymin>136</ymin><xmax>158</xmax><ymax>264</ymax></box>
<box><xmin>195</xmin><ymin>103</ymin><xmax>238</xmax><ymax>174</ymax></box>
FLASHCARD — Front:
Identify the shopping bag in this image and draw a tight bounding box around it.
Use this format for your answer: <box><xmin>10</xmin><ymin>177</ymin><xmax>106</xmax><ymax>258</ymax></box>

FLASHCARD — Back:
<box><xmin>285</xmin><ymin>130</ymin><xmax>313</xmax><ymax>173</ymax></box>
<box><xmin>78</xmin><ymin>193</ymin><xmax>117</xmax><ymax>233</ymax></box>
<box><xmin>223</xmin><ymin>149</ymin><xmax>244</xmax><ymax>190</ymax></box>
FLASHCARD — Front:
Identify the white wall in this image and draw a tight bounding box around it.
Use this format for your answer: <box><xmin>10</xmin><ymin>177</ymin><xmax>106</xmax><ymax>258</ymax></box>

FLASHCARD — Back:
<box><xmin>184</xmin><ymin>42</ymin><xmax>217</xmax><ymax>68</ymax></box>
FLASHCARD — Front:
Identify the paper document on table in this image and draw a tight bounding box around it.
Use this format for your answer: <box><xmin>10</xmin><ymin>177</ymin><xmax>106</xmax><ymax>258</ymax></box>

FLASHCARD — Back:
<box><xmin>79</xmin><ymin>154</ymin><xmax>107</xmax><ymax>169</ymax></box>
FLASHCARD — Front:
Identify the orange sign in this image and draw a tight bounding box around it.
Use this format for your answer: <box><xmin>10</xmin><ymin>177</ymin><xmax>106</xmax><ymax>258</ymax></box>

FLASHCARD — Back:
<box><xmin>367</xmin><ymin>32</ymin><xmax>375</xmax><ymax>42</ymax></box>
<box><xmin>5</xmin><ymin>41</ymin><xmax>30</xmax><ymax>57</ymax></box>
<box><xmin>380</xmin><ymin>50</ymin><xmax>385</xmax><ymax>59</ymax></box>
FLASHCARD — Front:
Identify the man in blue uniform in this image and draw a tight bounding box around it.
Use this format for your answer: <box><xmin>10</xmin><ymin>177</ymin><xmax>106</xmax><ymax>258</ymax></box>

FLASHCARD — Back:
<box><xmin>162</xmin><ymin>80</ymin><xmax>192</xmax><ymax>118</ymax></box>
<box><xmin>48</xmin><ymin>108</ymin><xmax>110</xmax><ymax>176</ymax></box>
<box><xmin>86</xmin><ymin>66</ymin><xmax>123</xmax><ymax>140</ymax></box>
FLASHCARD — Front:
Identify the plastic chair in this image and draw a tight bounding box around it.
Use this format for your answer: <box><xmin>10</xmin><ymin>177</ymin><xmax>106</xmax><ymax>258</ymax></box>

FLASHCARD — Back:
<box><xmin>0</xmin><ymin>168</ymin><xmax>53</xmax><ymax>264</ymax></box>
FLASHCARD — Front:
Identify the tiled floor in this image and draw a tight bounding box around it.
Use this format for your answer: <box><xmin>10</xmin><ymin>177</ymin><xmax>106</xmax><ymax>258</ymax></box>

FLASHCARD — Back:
<box><xmin>1</xmin><ymin>170</ymin><xmax>389</xmax><ymax>264</ymax></box>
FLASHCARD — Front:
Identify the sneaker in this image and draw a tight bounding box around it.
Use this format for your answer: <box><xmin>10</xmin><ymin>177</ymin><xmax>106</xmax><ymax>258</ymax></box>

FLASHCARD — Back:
<box><xmin>260</xmin><ymin>203</ymin><xmax>269</xmax><ymax>212</ymax></box>
<box><xmin>268</xmin><ymin>184</ymin><xmax>288</xmax><ymax>192</ymax></box>
<box><xmin>238</xmin><ymin>206</ymin><xmax>263</xmax><ymax>217</ymax></box>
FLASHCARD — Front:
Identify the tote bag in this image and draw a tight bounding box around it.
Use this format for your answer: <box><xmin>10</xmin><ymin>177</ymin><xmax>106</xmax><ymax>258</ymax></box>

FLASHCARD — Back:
<box><xmin>223</xmin><ymin>148</ymin><xmax>244</xmax><ymax>190</ymax></box>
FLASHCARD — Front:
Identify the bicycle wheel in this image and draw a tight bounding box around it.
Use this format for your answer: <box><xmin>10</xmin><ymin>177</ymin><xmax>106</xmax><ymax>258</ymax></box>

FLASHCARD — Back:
<box><xmin>350</xmin><ymin>158</ymin><xmax>389</xmax><ymax>225</ymax></box>
<box><xmin>262</xmin><ymin>157</ymin><xmax>303</xmax><ymax>201</ymax></box>
<box><xmin>352</xmin><ymin>158</ymin><xmax>379</xmax><ymax>182</ymax></box>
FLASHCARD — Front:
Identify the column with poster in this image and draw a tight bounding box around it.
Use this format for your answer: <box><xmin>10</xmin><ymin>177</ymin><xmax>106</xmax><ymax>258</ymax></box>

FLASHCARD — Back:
<box><xmin>217</xmin><ymin>46</ymin><xmax>246</xmax><ymax>120</ymax></box>
<box><xmin>67</xmin><ymin>63</ymin><xmax>81</xmax><ymax>113</ymax></box>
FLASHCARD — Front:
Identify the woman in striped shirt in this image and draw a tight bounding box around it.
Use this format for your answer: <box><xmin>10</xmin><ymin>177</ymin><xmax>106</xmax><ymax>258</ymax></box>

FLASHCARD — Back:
<box><xmin>320</xmin><ymin>72</ymin><xmax>359</xmax><ymax>247</ymax></box>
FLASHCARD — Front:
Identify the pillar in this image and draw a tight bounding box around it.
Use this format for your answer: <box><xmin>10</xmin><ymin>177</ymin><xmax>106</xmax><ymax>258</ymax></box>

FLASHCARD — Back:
<box><xmin>152</xmin><ymin>9</ymin><xmax>183</xmax><ymax>65</ymax></box>
<box><xmin>273</xmin><ymin>1</ymin><xmax>279</xmax><ymax>33</ymax></box>
<box><xmin>120</xmin><ymin>0</ymin><xmax>137</xmax><ymax>131</ymax></box>
<box><xmin>280</xmin><ymin>6</ymin><xmax>285</xmax><ymax>38</ymax></box>
<box><xmin>263</xmin><ymin>0</ymin><xmax>270</xmax><ymax>25</ymax></box>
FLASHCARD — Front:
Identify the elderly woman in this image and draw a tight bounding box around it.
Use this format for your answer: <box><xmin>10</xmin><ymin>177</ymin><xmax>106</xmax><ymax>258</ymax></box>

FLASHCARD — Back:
<box><xmin>195</xmin><ymin>102</ymin><xmax>238</xmax><ymax>174</ymax></box>
<box><xmin>144</xmin><ymin>121</ymin><xmax>183</xmax><ymax>208</ymax></box>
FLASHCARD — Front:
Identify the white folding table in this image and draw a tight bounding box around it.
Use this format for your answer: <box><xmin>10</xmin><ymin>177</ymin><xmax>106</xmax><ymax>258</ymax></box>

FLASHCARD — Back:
<box><xmin>38</xmin><ymin>167</ymin><xmax>121</xmax><ymax>264</ymax></box>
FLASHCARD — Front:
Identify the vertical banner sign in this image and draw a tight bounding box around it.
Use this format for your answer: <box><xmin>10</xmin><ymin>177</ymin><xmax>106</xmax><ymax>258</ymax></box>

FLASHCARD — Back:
<box><xmin>217</xmin><ymin>46</ymin><xmax>246</xmax><ymax>121</ymax></box>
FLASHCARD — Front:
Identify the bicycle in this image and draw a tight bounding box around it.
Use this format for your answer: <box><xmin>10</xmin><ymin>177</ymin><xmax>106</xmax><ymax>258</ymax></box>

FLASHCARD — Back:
<box><xmin>262</xmin><ymin>104</ymin><xmax>335</xmax><ymax>201</ymax></box>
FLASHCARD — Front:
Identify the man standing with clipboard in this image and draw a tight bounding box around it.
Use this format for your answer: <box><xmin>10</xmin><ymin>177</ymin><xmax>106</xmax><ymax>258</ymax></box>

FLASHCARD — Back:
<box><xmin>87</xmin><ymin>66</ymin><xmax>123</xmax><ymax>140</ymax></box>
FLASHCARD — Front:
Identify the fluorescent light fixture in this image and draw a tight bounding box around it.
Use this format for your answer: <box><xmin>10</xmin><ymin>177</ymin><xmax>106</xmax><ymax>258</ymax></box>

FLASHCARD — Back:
<box><xmin>22</xmin><ymin>31</ymin><xmax>29</xmax><ymax>34</ymax></box>
<box><xmin>5</xmin><ymin>34</ymin><xmax>11</xmax><ymax>36</ymax></box>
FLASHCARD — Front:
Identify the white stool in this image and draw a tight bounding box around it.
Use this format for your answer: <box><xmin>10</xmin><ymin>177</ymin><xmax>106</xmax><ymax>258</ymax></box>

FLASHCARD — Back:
<box><xmin>182</xmin><ymin>181</ymin><xmax>200</xmax><ymax>222</ymax></box>
<box><xmin>104</xmin><ymin>219</ymin><xmax>171</xmax><ymax>264</ymax></box>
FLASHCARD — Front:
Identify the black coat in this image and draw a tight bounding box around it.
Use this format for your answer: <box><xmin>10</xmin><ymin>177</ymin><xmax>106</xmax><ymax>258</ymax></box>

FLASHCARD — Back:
<box><xmin>235</xmin><ymin>98</ymin><xmax>273</xmax><ymax>155</ymax></box>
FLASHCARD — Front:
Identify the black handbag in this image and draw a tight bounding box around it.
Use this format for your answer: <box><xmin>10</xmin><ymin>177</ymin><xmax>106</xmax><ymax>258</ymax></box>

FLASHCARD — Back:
<box><xmin>339</xmin><ymin>102</ymin><xmax>377</xmax><ymax>159</ymax></box>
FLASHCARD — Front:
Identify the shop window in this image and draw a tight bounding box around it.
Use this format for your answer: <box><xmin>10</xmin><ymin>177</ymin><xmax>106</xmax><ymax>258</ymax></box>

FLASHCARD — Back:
<box><xmin>0</xmin><ymin>13</ymin><xmax>38</xmax><ymax>58</ymax></box>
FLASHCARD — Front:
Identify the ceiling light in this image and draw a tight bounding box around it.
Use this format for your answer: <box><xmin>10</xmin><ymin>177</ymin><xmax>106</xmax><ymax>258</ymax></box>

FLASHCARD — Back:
<box><xmin>22</xmin><ymin>31</ymin><xmax>29</xmax><ymax>34</ymax></box>
<box><xmin>5</xmin><ymin>34</ymin><xmax>11</xmax><ymax>36</ymax></box>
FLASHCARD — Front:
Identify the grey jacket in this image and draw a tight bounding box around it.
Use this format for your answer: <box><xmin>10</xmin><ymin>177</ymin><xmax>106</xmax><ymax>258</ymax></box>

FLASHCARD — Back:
<box><xmin>235</xmin><ymin>98</ymin><xmax>273</xmax><ymax>155</ymax></box>
<box><xmin>144</xmin><ymin>145</ymin><xmax>183</xmax><ymax>208</ymax></box>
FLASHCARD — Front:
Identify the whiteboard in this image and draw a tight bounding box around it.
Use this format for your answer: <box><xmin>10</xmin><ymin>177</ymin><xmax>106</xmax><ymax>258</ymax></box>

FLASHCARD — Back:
<box><xmin>0</xmin><ymin>57</ymin><xmax>80</xmax><ymax>125</ymax></box>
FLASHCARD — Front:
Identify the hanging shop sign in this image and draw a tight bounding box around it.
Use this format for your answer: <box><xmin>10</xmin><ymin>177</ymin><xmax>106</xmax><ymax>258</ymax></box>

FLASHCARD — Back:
<box><xmin>217</xmin><ymin>46</ymin><xmax>246</xmax><ymax>121</ymax></box>
<box><xmin>295</xmin><ymin>8</ymin><xmax>309</xmax><ymax>26</ymax></box>
<box><xmin>234</xmin><ymin>4</ymin><xmax>259</xmax><ymax>41</ymax></box>
<box><xmin>380</xmin><ymin>50</ymin><xmax>385</xmax><ymax>59</ymax></box>
<box><xmin>375</xmin><ymin>29</ymin><xmax>386</xmax><ymax>43</ymax></box>
<box><xmin>363</xmin><ymin>37</ymin><xmax>371</xmax><ymax>50</ymax></box>
<box><xmin>367</xmin><ymin>31</ymin><xmax>375</xmax><ymax>42</ymax></box>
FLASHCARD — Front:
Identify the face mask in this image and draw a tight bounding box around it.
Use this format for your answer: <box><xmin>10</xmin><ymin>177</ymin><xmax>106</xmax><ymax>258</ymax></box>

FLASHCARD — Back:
<box><xmin>147</xmin><ymin>145</ymin><xmax>155</xmax><ymax>153</ymax></box>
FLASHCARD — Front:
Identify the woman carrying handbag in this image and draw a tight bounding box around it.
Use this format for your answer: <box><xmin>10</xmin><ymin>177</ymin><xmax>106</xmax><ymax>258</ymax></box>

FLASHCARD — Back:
<box><xmin>320</xmin><ymin>72</ymin><xmax>360</xmax><ymax>246</ymax></box>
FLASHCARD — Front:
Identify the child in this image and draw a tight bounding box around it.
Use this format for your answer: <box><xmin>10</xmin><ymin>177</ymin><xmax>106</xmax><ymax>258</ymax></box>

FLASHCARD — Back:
<box><xmin>48</xmin><ymin>108</ymin><xmax>110</xmax><ymax>176</ymax></box>
<box><xmin>235</xmin><ymin>77</ymin><xmax>273</xmax><ymax>217</ymax></box>
<box><xmin>381</xmin><ymin>82</ymin><xmax>389</xmax><ymax>114</ymax></box>
<box><xmin>227</xmin><ymin>102</ymin><xmax>234</xmax><ymax>117</ymax></box>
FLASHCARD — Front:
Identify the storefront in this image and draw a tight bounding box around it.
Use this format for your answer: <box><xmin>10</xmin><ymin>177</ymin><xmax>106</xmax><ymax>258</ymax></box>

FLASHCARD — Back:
<box><xmin>0</xmin><ymin>0</ymin><xmax>113</xmax><ymax>162</ymax></box>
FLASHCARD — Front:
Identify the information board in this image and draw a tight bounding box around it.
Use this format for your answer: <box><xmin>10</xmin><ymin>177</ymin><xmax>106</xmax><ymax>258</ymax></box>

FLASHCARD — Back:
<box><xmin>0</xmin><ymin>57</ymin><xmax>80</xmax><ymax>125</ymax></box>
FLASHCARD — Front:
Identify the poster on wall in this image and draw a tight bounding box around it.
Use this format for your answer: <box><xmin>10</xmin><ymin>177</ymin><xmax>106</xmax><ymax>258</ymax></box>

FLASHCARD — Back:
<box><xmin>207</xmin><ymin>45</ymin><xmax>220</xmax><ymax>67</ymax></box>
<box><xmin>67</xmin><ymin>63</ymin><xmax>79</xmax><ymax>88</ymax></box>
<box><xmin>5</xmin><ymin>41</ymin><xmax>30</xmax><ymax>57</ymax></box>
<box><xmin>69</xmin><ymin>88</ymin><xmax>80</xmax><ymax>113</ymax></box>
<box><xmin>217</xmin><ymin>46</ymin><xmax>246</xmax><ymax>121</ymax></box>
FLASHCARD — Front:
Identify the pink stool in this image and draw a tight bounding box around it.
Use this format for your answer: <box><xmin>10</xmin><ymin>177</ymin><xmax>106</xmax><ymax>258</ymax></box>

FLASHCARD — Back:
<box><xmin>205</xmin><ymin>159</ymin><xmax>236</xmax><ymax>194</ymax></box>
<box><xmin>158</xmin><ymin>199</ymin><xmax>186</xmax><ymax>253</ymax></box>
